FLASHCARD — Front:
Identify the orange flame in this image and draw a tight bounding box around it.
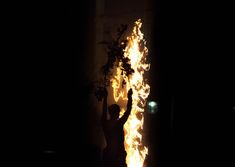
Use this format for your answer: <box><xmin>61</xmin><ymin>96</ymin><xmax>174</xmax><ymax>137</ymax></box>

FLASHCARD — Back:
<box><xmin>111</xmin><ymin>19</ymin><xmax>150</xmax><ymax>167</ymax></box>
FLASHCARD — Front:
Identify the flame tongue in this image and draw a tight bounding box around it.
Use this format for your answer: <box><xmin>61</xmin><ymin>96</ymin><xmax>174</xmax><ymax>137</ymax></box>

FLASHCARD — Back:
<box><xmin>111</xmin><ymin>19</ymin><xmax>150</xmax><ymax>167</ymax></box>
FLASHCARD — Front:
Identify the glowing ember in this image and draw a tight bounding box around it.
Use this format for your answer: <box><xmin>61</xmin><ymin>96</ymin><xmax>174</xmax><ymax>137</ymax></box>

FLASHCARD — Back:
<box><xmin>110</xmin><ymin>19</ymin><xmax>150</xmax><ymax>167</ymax></box>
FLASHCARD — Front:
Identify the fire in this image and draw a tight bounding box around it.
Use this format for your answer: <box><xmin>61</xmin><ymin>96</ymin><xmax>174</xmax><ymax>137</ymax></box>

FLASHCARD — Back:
<box><xmin>110</xmin><ymin>19</ymin><xmax>150</xmax><ymax>167</ymax></box>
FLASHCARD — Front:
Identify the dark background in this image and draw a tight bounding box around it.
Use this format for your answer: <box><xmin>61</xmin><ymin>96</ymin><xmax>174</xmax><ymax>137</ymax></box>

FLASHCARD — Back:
<box><xmin>6</xmin><ymin>1</ymin><xmax>234</xmax><ymax>166</ymax></box>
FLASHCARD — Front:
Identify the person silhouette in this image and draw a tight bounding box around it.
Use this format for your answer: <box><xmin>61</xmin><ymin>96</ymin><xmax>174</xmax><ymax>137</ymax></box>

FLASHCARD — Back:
<box><xmin>101</xmin><ymin>88</ymin><xmax>133</xmax><ymax>167</ymax></box>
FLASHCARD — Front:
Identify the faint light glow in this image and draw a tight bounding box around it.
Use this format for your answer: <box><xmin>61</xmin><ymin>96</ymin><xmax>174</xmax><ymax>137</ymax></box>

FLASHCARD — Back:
<box><xmin>43</xmin><ymin>150</ymin><xmax>56</xmax><ymax>154</ymax></box>
<box><xmin>148</xmin><ymin>101</ymin><xmax>157</xmax><ymax>114</ymax></box>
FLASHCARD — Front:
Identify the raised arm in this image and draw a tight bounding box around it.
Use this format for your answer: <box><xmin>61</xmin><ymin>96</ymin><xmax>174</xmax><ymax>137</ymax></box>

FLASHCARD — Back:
<box><xmin>119</xmin><ymin>88</ymin><xmax>133</xmax><ymax>125</ymax></box>
<box><xmin>101</xmin><ymin>87</ymin><xmax>108</xmax><ymax>125</ymax></box>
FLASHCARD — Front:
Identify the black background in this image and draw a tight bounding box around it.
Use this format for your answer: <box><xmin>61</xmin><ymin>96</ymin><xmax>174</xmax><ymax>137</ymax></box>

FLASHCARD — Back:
<box><xmin>5</xmin><ymin>1</ymin><xmax>234</xmax><ymax>166</ymax></box>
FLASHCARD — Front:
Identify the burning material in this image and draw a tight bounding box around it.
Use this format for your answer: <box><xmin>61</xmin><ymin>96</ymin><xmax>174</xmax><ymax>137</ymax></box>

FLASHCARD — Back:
<box><xmin>95</xmin><ymin>19</ymin><xmax>150</xmax><ymax>167</ymax></box>
<box><xmin>110</xmin><ymin>19</ymin><xmax>150</xmax><ymax>167</ymax></box>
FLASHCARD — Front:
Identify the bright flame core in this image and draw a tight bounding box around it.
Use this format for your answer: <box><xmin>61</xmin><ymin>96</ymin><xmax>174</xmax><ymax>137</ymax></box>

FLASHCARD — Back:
<box><xmin>111</xmin><ymin>19</ymin><xmax>150</xmax><ymax>167</ymax></box>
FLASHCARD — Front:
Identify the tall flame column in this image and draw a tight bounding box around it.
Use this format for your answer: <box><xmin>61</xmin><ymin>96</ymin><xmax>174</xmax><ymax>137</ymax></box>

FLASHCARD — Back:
<box><xmin>111</xmin><ymin>19</ymin><xmax>150</xmax><ymax>167</ymax></box>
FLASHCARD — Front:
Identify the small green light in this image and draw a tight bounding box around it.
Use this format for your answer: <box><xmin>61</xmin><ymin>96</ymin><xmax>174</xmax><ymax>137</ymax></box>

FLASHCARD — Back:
<box><xmin>147</xmin><ymin>101</ymin><xmax>157</xmax><ymax>114</ymax></box>
<box><xmin>148</xmin><ymin>101</ymin><xmax>157</xmax><ymax>108</ymax></box>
